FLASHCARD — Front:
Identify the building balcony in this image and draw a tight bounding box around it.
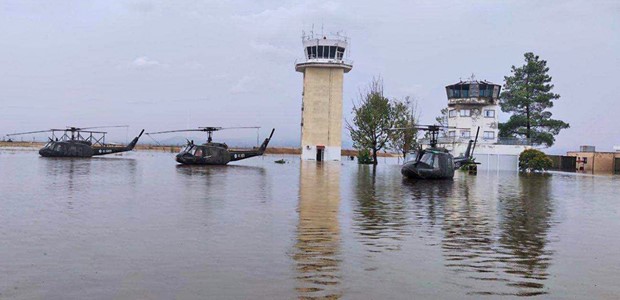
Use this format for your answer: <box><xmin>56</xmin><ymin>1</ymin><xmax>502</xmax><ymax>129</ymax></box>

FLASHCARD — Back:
<box><xmin>447</xmin><ymin>97</ymin><xmax>496</xmax><ymax>106</ymax></box>
<box><xmin>295</xmin><ymin>58</ymin><xmax>353</xmax><ymax>72</ymax></box>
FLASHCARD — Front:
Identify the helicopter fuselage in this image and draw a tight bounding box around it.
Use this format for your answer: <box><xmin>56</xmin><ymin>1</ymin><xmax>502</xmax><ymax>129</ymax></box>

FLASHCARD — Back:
<box><xmin>37</xmin><ymin>130</ymin><xmax>144</xmax><ymax>158</ymax></box>
<box><xmin>174</xmin><ymin>129</ymin><xmax>275</xmax><ymax>165</ymax></box>
<box><xmin>401</xmin><ymin>148</ymin><xmax>456</xmax><ymax>180</ymax></box>
<box><xmin>175</xmin><ymin>143</ymin><xmax>269</xmax><ymax>165</ymax></box>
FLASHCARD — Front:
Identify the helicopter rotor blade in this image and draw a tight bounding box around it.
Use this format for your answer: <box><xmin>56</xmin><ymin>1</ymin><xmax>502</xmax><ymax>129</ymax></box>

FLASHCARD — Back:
<box><xmin>53</xmin><ymin>129</ymin><xmax>107</xmax><ymax>134</ymax></box>
<box><xmin>148</xmin><ymin>126</ymin><xmax>261</xmax><ymax>136</ymax></box>
<box><xmin>77</xmin><ymin>125</ymin><xmax>129</xmax><ymax>130</ymax></box>
<box><xmin>219</xmin><ymin>126</ymin><xmax>261</xmax><ymax>130</ymax></box>
<box><xmin>146</xmin><ymin>129</ymin><xmax>207</xmax><ymax>135</ymax></box>
<box><xmin>6</xmin><ymin>130</ymin><xmax>52</xmax><ymax>136</ymax></box>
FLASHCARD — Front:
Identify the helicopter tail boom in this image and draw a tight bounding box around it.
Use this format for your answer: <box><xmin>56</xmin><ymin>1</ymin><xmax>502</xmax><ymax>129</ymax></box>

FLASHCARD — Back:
<box><xmin>258</xmin><ymin>128</ymin><xmax>276</xmax><ymax>153</ymax></box>
<box><xmin>91</xmin><ymin>129</ymin><xmax>144</xmax><ymax>156</ymax></box>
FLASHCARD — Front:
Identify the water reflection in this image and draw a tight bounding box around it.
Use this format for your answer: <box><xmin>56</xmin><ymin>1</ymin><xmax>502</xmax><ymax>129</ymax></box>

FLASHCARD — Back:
<box><xmin>438</xmin><ymin>174</ymin><xmax>554</xmax><ymax>297</ymax></box>
<box><xmin>42</xmin><ymin>158</ymin><xmax>93</xmax><ymax>199</ymax></box>
<box><xmin>294</xmin><ymin>162</ymin><xmax>342</xmax><ymax>299</ymax></box>
<box><xmin>403</xmin><ymin>178</ymin><xmax>456</xmax><ymax>243</ymax></box>
<box><xmin>494</xmin><ymin>175</ymin><xmax>554</xmax><ymax>296</ymax></box>
<box><xmin>353</xmin><ymin>166</ymin><xmax>411</xmax><ymax>253</ymax></box>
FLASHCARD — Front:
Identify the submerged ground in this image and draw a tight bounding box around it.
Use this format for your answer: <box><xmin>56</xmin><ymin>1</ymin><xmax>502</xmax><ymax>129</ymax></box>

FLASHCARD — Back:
<box><xmin>0</xmin><ymin>149</ymin><xmax>618</xmax><ymax>299</ymax></box>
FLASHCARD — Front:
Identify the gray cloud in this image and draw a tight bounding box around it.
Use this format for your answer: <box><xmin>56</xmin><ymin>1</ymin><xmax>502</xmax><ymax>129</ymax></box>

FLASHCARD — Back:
<box><xmin>0</xmin><ymin>0</ymin><xmax>618</xmax><ymax>152</ymax></box>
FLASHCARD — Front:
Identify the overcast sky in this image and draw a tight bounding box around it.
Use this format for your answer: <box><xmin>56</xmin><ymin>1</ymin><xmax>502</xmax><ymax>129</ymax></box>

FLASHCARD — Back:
<box><xmin>1</xmin><ymin>0</ymin><xmax>618</xmax><ymax>153</ymax></box>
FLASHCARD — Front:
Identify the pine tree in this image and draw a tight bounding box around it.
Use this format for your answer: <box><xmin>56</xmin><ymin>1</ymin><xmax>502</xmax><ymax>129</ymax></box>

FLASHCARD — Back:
<box><xmin>499</xmin><ymin>52</ymin><xmax>569</xmax><ymax>147</ymax></box>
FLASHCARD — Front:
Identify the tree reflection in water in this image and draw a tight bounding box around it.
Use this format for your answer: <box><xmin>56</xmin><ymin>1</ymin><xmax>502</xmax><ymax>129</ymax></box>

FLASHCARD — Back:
<box><xmin>352</xmin><ymin>166</ymin><xmax>411</xmax><ymax>253</ymax></box>
<box><xmin>438</xmin><ymin>174</ymin><xmax>554</xmax><ymax>297</ymax></box>
<box><xmin>294</xmin><ymin>162</ymin><xmax>342</xmax><ymax>299</ymax></box>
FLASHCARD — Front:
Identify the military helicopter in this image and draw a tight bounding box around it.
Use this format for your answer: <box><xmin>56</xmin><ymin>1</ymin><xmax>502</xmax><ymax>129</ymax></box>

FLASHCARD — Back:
<box><xmin>397</xmin><ymin>125</ymin><xmax>479</xmax><ymax>180</ymax></box>
<box><xmin>5</xmin><ymin>126</ymin><xmax>144</xmax><ymax>158</ymax></box>
<box><xmin>146</xmin><ymin>127</ymin><xmax>275</xmax><ymax>165</ymax></box>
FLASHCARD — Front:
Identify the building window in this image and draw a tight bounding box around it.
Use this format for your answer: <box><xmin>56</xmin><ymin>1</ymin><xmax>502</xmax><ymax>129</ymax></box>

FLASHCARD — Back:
<box><xmin>460</xmin><ymin>109</ymin><xmax>471</xmax><ymax>117</ymax></box>
<box><xmin>461</xmin><ymin>130</ymin><xmax>471</xmax><ymax>138</ymax></box>
<box><xmin>448</xmin><ymin>131</ymin><xmax>456</xmax><ymax>137</ymax></box>
<box><xmin>336</xmin><ymin>47</ymin><xmax>345</xmax><ymax>60</ymax></box>
<box><xmin>306</xmin><ymin>47</ymin><xmax>316</xmax><ymax>59</ymax></box>
<box><xmin>449</xmin><ymin>110</ymin><xmax>457</xmax><ymax>118</ymax></box>
<box><xmin>483</xmin><ymin>131</ymin><xmax>495</xmax><ymax>139</ymax></box>
<box><xmin>484</xmin><ymin>109</ymin><xmax>495</xmax><ymax>118</ymax></box>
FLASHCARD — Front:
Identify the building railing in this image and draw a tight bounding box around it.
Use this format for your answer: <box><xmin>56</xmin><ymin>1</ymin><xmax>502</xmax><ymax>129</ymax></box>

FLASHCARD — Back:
<box><xmin>496</xmin><ymin>137</ymin><xmax>531</xmax><ymax>145</ymax></box>
<box><xmin>417</xmin><ymin>136</ymin><xmax>530</xmax><ymax>146</ymax></box>
<box><xmin>295</xmin><ymin>58</ymin><xmax>354</xmax><ymax>66</ymax></box>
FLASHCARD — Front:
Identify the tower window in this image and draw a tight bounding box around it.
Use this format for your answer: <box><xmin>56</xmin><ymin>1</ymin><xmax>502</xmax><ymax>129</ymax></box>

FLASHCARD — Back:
<box><xmin>479</xmin><ymin>85</ymin><xmax>492</xmax><ymax>97</ymax></box>
<box><xmin>483</xmin><ymin>131</ymin><xmax>495</xmax><ymax>139</ymax></box>
<box><xmin>460</xmin><ymin>109</ymin><xmax>471</xmax><ymax>117</ymax></box>
<box><xmin>484</xmin><ymin>109</ymin><xmax>495</xmax><ymax>118</ymax></box>
<box><xmin>461</xmin><ymin>130</ymin><xmax>471</xmax><ymax>138</ymax></box>
<box><xmin>328</xmin><ymin>46</ymin><xmax>336</xmax><ymax>58</ymax></box>
<box><xmin>336</xmin><ymin>47</ymin><xmax>345</xmax><ymax>60</ymax></box>
<box><xmin>448</xmin><ymin>131</ymin><xmax>456</xmax><ymax>137</ymax></box>
<box><xmin>449</xmin><ymin>110</ymin><xmax>457</xmax><ymax>118</ymax></box>
<box><xmin>306</xmin><ymin>47</ymin><xmax>317</xmax><ymax>59</ymax></box>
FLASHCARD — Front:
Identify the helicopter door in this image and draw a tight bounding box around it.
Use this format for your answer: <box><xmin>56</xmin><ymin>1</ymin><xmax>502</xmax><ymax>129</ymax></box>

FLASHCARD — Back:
<box><xmin>316</xmin><ymin>145</ymin><xmax>325</xmax><ymax>161</ymax></box>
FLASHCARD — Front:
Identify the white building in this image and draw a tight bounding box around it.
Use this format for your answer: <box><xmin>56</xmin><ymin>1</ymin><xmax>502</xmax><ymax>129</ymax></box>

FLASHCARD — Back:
<box><xmin>295</xmin><ymin>32</ymin><xmax>352</xmax><ymax>161</ymax></box>
<box><xmin>441</xmin><ymin>79</ymin><xmax>529</xmax><ymax>171</ymax></box>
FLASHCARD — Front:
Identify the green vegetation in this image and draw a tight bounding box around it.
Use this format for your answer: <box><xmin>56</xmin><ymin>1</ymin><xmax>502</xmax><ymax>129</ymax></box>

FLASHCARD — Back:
<box><xmin>357</xmin><ymin>149</ymin><xmax>373</xmax><ymax>164</ymax></box>
<box><xmin>499</xmin><ymin>52</ymin><xmax>569</xmax><ymax>147</ymax></box>
<box><xmin>519</xmin><ymin>149</ymin><xmax>553</xmax><ymax>172</ymax></box>
<box><xmin>346</xmin><ymin>78</ymin><xmax>395</xmax><ymax>165</ymax></box>
<box><xmin>388</xmin><ymin>96</ymin><xmax>419</xmax><ymax>160</ymax></box>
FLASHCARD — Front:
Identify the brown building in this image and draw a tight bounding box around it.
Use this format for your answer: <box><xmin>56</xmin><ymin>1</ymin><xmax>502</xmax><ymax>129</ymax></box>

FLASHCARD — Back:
<box><xmin>566</xmin><ymin>146</ymin><xmax>620</xmax><ymax>174</ymax></box>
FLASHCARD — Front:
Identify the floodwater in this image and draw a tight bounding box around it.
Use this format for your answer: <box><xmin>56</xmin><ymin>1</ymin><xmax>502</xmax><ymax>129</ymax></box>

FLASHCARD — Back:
<box><xmin>1</xmin><ymin>149</ymin><xmax>619</xmax><ymax>299</ymax></box>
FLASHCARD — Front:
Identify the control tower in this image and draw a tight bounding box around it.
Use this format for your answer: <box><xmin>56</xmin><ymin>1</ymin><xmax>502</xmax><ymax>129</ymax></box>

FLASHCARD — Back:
<box><xmin>445</xmin><ymin>79</ymin><xmax>501</xmax><ymax>143</ymax></box>
<box><xmin>295</xmin><ymin>32</ymin><xmax>352</xmax><ymax>161</ymax></box>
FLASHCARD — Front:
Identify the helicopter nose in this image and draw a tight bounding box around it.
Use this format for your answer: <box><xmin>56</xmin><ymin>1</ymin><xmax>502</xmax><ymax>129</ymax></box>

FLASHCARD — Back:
<box><xmin>175</xmin><ymin>153</ymin><xmax>191</xmax><ymax>163</ymax></box>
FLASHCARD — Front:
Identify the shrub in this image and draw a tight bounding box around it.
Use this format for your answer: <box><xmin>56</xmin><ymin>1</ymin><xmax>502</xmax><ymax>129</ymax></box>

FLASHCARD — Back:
<box><xmin>519</xmin><ymin>149</ymin><xmax>553</xmax><ymax>172</ymax></box>
<box><xmin>357</xmin><ymin>149</ymin><xmax>373</xmax><ymax>165</ymax></box>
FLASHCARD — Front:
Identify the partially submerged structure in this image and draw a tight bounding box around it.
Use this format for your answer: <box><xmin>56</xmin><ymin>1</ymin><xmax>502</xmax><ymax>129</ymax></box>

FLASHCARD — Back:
<box><xmin>296</xmin><ymin>31</ymin><xmax>352</xmax><ymax>161</ymax></box>
<box><xmin>431</xmin><ymin>78</ymin><xmax>530</xmax><ymax>171</ymax></box>
<box><xmin>567</xmin><ymin>145</ymin><xmax>620</xmax><ymax>174</ymax></box>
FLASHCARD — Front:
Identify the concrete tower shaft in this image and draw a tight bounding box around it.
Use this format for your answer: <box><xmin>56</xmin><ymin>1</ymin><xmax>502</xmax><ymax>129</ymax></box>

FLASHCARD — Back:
<box><xmin>296</xmin><ymin>33</ymin><xmax>352</xmax><ymax>161</ymax></box>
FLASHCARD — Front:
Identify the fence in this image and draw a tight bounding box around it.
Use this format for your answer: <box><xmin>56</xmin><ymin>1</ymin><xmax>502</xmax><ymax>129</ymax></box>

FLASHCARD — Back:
<box><xmin>474</xmin><ymin>153</ymin><xmax>519</xmax><ymax>172</ymax></box>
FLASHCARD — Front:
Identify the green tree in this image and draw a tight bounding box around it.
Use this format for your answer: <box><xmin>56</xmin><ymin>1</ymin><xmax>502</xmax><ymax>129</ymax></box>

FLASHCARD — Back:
<box><xmin>388</xmin><ymin>96</ymin><xmax>419</xmax><ymax>160</ymax></box>
<box><xmin>499</xmin><ymin>52</ymin><xmax>569</xmax><ymax>147</ymax></box>
<box><xmin>519</xmin><ymin>149</ymin><xmax>553</xmax><ymax>172</ymax></box>
<box><xmin>435</xmin><ymin>107</ymin><xmax>449</xmax><ymax>127</ymax></box>
<box><xmin>434</xmin><ymin>107</ymin><xmax>449</xmax><ymax>138</ymax></box>
<box><xmin>346</xmin><ymin>78</ymin><xmax>396</xmax><ymax>165</ymax></box>
<box><xmin>357</xmin><ymin>148</ymin><xmax>373</xmax><ymax>164</ymax></box>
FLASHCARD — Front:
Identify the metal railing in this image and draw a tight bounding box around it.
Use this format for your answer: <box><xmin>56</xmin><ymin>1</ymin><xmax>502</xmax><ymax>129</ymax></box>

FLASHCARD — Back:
<box><xmin>418</xmin><ymin>136</ymin><xmax>531</xmax><ymax>146</ymax></box>
<box><xmin>294</xmin><ymin>58</ymin><xmax>354</xmax><ymax>66</ymax></box>
<box><xmin>497</xmin><ymin>137</ymin><xmax>531</xmax><ymax>145</ymax></box>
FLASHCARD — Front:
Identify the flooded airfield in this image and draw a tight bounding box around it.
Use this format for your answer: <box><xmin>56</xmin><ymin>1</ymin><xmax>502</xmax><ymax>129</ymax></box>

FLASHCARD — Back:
<box><xmin>1</xmin><ymin>150</ymin><xmax>619</xmax><ymax>299</ymax></box>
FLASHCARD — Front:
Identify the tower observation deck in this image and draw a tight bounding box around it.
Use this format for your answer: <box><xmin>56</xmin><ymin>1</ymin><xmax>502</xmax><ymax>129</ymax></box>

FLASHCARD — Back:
<box><xmin>445</xmin><ymin>79</ymin><xmax>502</xmax><ymax>144</ymax></box>
<box><xmin>296</xmin><ymin>32</ymin><xmax>353</xmax><ymax>161</ymax></box>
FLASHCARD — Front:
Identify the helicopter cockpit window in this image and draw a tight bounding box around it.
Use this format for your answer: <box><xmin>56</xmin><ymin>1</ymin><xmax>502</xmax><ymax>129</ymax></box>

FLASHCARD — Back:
<box><xmin>420</xmin><ymin>152</ymin><xmax>434</xmax><ymax>167</ymax></box>
<box><xmin>182</xmin><ymin>145</ymin><xmax>194</xmax><ymax>153</ymax></box>
<box><xmin>54</xmin><ymin>144</ymin><xmax>63</xmax><ymax>151</ymax></box>
<box><xmin>194</xmin><ymin>148</ymin><xmax>203</xmax><ymax>157</ymax></box>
